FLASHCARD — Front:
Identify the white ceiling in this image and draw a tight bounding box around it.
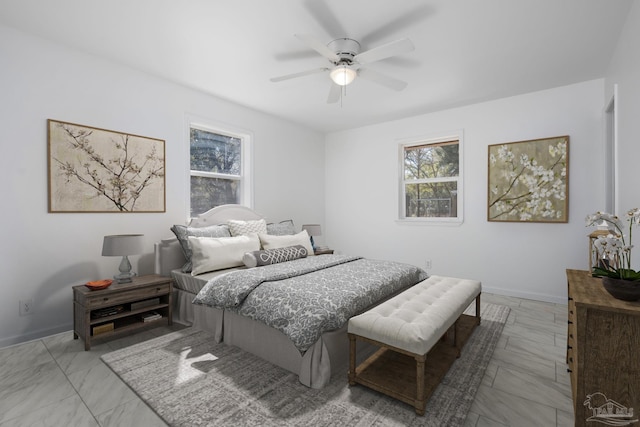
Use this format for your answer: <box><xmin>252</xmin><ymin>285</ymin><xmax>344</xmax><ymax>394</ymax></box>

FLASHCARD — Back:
<box><xmin>0</xmin><ymin>0</ymin><xmax>633</xmax><ymax>133</ymax></box>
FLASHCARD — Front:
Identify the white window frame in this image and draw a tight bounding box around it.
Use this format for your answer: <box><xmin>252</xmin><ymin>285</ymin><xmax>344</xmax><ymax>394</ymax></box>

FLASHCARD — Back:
<box><xmin>397</xmin><ymin>131</ymin><xmax>464</xmax><ymax>225</ymax></box>
<box><xmin>185</xmin><ymin>115</ymin><xmax>253</xmax><ymax>220</ymax></box>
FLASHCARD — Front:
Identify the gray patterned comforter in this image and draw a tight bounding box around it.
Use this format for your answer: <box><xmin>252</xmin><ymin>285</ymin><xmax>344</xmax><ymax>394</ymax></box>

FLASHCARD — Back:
<box><xmin>193</xmin><ymin>254</ymin><xmax>428</xmax><ymax>353</ymax></box>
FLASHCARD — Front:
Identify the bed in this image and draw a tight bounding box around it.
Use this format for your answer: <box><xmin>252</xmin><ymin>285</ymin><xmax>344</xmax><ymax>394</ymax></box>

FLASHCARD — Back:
<box><xmin>154</xmin><ymin>204</ymin><xmax>427</xmax><ymax>388</ymax></box>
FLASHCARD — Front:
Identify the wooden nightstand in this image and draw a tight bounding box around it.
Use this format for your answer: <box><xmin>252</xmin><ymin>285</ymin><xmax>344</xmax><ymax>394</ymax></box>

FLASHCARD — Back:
<box><xmin>73</xmin><ymin>274</ymin><xmax>173</xmax><ymax>350</ymax></box>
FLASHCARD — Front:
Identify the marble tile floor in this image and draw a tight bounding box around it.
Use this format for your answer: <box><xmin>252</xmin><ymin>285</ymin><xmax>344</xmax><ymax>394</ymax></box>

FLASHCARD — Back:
<box><xmin>0</xmin><ymin>293</ymin><xmax>573</xmax><ymax>426</ymax></box>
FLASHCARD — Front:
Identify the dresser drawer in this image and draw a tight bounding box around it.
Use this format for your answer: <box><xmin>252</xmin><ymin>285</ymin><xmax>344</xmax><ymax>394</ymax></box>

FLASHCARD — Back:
<box><xmin>85</xmin><ymin>282</ymin><xmax>171</xmax><ymax>308</ymax></box>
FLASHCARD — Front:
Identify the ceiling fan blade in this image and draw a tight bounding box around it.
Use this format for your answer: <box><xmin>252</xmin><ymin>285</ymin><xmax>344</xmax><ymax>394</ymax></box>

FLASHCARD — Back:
<box><xmin>303</xmin><ymin>0</ymin><xmax>348</xmax><ymax>39</ymax></box>
<box><xmin>360</xmin><ymin>5</ymin><xmax>433</xmax><ymax>46</ymax></box>
<box><xmin>294</xmin><ymin>34</ymin><xmax>340</xmax><ymax>62</ymax></box>
<box><xmin>327</xmin><ymin>83</ymin><xmax>341</xmax><ymax>104</ymax></box>
<box><xmin>357</xmin><ymin>68</ymin><xmax>408</xmax><ymax>91</ymax></box>
<box><xmin>274</xmin><ymin>50</ymin><xmax>321</xmax><ymax>62</ymax></box>
<box><xmin>270</xmin><ymin>67</ymin><xmax>328</xmax><ymax>82</ymax></box>
<box><xmin>354</xmin><ymin>38</ymin><xmax>415</xmax><ymax>65</ymax></box>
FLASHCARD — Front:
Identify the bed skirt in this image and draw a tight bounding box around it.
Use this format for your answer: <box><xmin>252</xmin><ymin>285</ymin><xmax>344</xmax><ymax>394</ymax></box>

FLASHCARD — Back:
<box><xmin>172</xmin><ymin>287</ymin><xmax>365</xmax><ymax>389</ymax></box>
<box><xmin>173</xmin><ymin>289</ymin><xmax>223</xmax><ymax>343</ymax></box>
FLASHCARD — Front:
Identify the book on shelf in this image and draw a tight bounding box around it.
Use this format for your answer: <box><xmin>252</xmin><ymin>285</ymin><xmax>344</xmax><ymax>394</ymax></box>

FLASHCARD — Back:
<box><xmin>141</xmin><ymin>311</ymin><xmax>162</xmax><ymax>322</ymax></box>
<box><xmin>92</xmin><ymin>322</ymin><xmax>114</xmax><ymax>336</ymax></box>
<box><xmin>91</xmin><ymin>305</ymin><xmax>124</xmax><ymax>319</ymax></box>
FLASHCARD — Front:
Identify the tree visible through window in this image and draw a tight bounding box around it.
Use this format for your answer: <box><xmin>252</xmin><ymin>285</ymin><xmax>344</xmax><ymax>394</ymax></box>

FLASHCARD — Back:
<box><xmin>190</xmin><ymin>126</ymin><xmax>242</xmax><ymax>217</ymax></box>
<box><xmin>401</xmin><ymin>138</ymin><xmax>461</xmax><ymax>220</ymax></box>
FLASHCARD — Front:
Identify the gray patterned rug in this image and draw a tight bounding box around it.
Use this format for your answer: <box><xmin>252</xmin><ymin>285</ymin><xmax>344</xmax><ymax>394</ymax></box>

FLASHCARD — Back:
<box><xmin>102</xmin><ymin>303</ymin><xmax>509</xmax><ymax>427</ymax></box>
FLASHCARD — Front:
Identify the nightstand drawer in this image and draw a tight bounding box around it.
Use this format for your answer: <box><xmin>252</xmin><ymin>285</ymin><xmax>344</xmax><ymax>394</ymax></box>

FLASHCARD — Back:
<box><xmin>85</xmin><ymin>282</ymin><xmax>171</xmax><ymax>308</ymax></box>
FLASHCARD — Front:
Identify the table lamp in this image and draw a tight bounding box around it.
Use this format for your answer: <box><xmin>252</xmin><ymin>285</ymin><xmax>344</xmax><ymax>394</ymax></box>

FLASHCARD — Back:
<box><xmin>102</xmin><ymin>234</ymin><xmax>144</xmax><ymax>283</ymax></box>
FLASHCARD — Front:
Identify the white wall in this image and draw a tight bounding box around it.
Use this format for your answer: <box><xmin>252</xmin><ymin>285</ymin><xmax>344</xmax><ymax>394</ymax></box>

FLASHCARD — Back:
<box><xmin>325</xmin><ymin>80</ymin><xmax>606</xmax><ymax>303</ymax></box>
<box><xmin>3</xmin><ymin>1</ymin><xmax>637</xmax><ymax>346</ymax></box>
<box><xmin>606</xmin><ymin>0</ymin><xmax>640</xmax><ymax>225</ymax></box>
<box><xmin>0</xmin><ymin>25</ymin><xmax>324</xmax><ymax>347</ymax></box>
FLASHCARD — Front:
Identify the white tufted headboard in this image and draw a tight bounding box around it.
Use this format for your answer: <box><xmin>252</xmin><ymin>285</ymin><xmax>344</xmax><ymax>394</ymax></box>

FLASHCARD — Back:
<box><xmin>154</xmin><ymin>204</ymin><xmax>265</xmax><ymax>277</ymax></box>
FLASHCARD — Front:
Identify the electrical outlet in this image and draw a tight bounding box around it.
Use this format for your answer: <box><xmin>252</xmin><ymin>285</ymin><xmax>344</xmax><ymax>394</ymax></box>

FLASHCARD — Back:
<box><xmin>19</xmin><ymin>298</ymin><xmax>34</xmax><ymax>316</ymax></box>
<box><xmin>425</xmin><ymin>259</ymin><xmax>432</xmax><ymax>270</ymax></box>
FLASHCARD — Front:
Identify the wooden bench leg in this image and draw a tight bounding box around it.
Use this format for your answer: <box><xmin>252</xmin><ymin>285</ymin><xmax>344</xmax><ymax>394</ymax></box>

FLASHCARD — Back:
<box><xmin>415</xmin><ymin>353</ymin><xmax>426</xmax><ymax>415</ymax></box>
<box><xmin>348</xmin><ymin>334</ymin><xmax>356</xmax><ymax>386</ymax></box>
<box><xmin>454</xmin><ymin>319</ymin><xmax>461</xmax><ymax>358</ymax></box>
<box><xmin>476</xmin><ymin>293</ymin><xmax>482</xmax><ymax>325</ymax></box>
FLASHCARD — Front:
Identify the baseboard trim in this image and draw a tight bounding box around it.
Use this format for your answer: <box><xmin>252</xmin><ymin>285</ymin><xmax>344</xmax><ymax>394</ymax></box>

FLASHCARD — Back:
<box><xmin>0</xmin><ymin>289</ymin><xmax>563</xmax><ymax>349</ymax></box>
<box><xmin>482</xmin><ymin>286</ymin><xmax>567</xmax><ymax>305</ymax></box>
<box><xmin>0</xmin><ymin>323</ymin><xmax>72</xmax><ymax>350</ymax></box>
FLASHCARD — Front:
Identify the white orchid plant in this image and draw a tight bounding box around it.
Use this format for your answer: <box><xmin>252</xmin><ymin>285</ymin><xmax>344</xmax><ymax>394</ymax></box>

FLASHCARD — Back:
<box><xmin>586</xmin><ymin>209</ymin><xmax>640</xmax><ymax>281</ymax></box>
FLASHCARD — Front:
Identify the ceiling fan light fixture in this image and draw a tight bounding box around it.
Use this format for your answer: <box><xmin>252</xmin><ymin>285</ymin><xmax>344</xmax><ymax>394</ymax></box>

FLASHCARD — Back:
<box><xmin>330</xmin><ymin>65</ymin><xmax>356</xmax><ymax>86</ymax></box>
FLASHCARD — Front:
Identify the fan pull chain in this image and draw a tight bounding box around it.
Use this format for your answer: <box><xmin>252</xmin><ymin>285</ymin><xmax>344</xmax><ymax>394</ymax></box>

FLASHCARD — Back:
<box><xmin>340</xmin><ymin>83</ymin><xmax>347</xmax><ymax>107</ymax></box>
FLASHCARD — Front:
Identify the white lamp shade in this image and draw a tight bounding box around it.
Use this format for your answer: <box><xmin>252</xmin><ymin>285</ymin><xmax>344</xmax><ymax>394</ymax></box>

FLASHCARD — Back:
<box><xmin>330</xmin><ymin>66</ymin><xmax>356</xmax><ymax>86</ymax></box>
<box><xmin>301</xmin><ymin>224</ymin><xmax>322</xmax><ymax>236</ymax></box>
<box><xmin>102</xmin><ymin>234</ymin><xmax>145</xmax><ymax>256</ymax></box>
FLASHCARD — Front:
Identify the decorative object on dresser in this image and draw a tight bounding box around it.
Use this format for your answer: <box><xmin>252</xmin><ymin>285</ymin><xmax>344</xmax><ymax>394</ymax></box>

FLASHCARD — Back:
<box><xmin>102</xmin><ymin>234</ymin><xmax>144</xmax><ymax>283</ymax></box>
<box><xmin>73</xmin><ymin>274</ymin><xmax>172</xmax><ymax>350</ymax></box>
<box><xmin>85</xmin><ymin>279</ymin><xmax>113</xmax><ymax>290</ymax></box>
<box><xmin>566</xmin><ymin>269</ymin><xmax>640</xmax><ymax>426</ymax></box>
<box><xmin>602</xmin><ymin>276</ymin><xmax>640</xmax><ymax>302</ymax></box>
<box><xmin>588</xmin><ymin>229</ymin><xmax>612</xmax><ymax>272</ymax></box>
<box><xmin>301</xmin><ymin>223</ymin><xmax>321</xmax><ymax>251</ymax></box>
<box><xmin>586</xmin><ymin>209</ymin><xmax>640</xmax><ymax>301</ymax></box>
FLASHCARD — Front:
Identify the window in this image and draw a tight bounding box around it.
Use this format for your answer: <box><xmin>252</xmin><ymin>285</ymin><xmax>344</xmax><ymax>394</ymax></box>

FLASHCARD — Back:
<box><xmin>188</xmin><ymin>121</ymin><xmax>252</xmax><ymax>218</ymax></box>
<box><xmin>399</xmin><ymin>133</ymin><xmax>463</xmax><ymax>223</ymax></box>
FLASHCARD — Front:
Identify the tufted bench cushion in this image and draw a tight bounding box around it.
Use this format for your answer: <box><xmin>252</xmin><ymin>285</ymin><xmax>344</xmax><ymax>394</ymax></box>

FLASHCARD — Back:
<box><xmin>347</xmin><ymin>275</ymin><xmax>481</xmax><ymax>415</ymax></box>
<box><xmin>348</xmin><ymin>275</ymin><xmax>481</xmax><ymax>355</ymax></box>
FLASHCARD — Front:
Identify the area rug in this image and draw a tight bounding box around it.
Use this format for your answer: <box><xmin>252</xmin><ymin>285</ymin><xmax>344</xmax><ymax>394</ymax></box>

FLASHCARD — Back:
<box><xmin>102</xmin><ymin>303</ymin><xmax>509</xmax><ymax>427</ymax></box>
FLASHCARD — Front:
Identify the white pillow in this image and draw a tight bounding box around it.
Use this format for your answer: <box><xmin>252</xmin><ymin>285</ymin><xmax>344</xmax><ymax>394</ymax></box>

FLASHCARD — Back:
<box><xmin>227</xmin><ymin>219</ymin><xmax>268</xmax><ymax>237</ymax></box>
<box><xmin>258</xmin><ymin>230</ymin><xmax>314</xmax><ymax>256</ymax></box>
<box><xmin>188</xmin><ymin>234</ymin><xmax>260</xmax><ymax>276</ymax></box>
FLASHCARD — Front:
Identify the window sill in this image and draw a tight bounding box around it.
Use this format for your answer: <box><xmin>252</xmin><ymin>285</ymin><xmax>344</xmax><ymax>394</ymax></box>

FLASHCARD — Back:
<box><xmin>396</xmin><ymin>218</ymin><xmax>464</xmax><ymax>226</ymax></box>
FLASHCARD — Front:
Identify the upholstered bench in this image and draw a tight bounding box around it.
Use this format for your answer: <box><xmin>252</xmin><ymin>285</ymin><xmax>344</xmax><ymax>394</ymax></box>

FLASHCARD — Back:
<box><xmin>347</xmin><ymin>275</ymin><xmax>481</xmax><ymax>415</ymax></box>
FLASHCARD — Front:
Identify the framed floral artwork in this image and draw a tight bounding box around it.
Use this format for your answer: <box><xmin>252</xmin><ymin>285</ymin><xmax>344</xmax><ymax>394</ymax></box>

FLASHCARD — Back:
<box><xmin>48</xmin><ymin>119</ymin><xmax>165</xmax><ymax>212</ymax></box>
<box><xmin>487</xmin><ymin>136</ymin><xmax>569</xmax><ymax>223</ymax></box>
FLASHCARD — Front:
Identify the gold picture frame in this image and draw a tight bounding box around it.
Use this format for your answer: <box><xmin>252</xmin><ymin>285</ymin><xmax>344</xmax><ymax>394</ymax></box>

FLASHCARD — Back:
<box><xmin>488</xmin><ymin>135</ymin><xmax>569</xmax><ymax>223</ymax></box>
<box><xmin>48</xmin><ymin>119</ymin><xmax>165</xmax><ymax>212</ymax></box>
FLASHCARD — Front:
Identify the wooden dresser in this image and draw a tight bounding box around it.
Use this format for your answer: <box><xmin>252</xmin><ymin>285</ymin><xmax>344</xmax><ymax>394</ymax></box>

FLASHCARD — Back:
<box><xmin>566</xmin><ymin>269</ymin><xmax>640</xmax><ymax>425</ymax></box>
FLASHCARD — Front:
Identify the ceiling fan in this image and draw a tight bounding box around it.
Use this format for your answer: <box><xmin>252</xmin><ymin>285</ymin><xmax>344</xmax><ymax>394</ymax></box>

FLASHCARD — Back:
<box><xmin>270</xmin><ymin>34</ymin><xmax>415</xmax><ymax>103</ymax></box>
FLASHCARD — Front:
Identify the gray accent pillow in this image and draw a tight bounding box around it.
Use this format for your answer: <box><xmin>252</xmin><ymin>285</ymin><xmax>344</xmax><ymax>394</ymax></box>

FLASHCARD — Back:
<box><xmin>242</xmin><ymin>245</ymin><xmax>308</xmax><ymax>268</ymax></box>
<box><xmin>170</xmin><ymin>224</ymin><xmax>231</xmax><ymax>273</ymax></box>
<box><xmin>266</xmin><ymin>220</ymin><xmax>296</xmax><ymax>236</ymax></box>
